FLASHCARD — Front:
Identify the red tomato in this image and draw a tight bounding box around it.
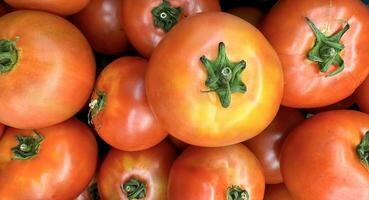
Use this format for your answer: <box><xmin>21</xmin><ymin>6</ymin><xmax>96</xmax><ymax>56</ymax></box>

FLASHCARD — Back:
<box><xmin>264</xmin><ymin>184</ymin><xmax>293</xmax><ymax>200</ymax></box>
<box><xmin>244</xmin><ymin>107</ymin><xmax>304</xmax><ymax>184</ymax></box>
<box><xmin>146</xmin><ymin>12</ymin><xmax>283</xmax><ymax>147</ymax></box>
<box><xmin>260</xmin><ymin>0</ymin><xmax>369</xmax><ymax>108</ymax></box>
<box><xmin>227</xmin><ymin>7</ymin><xmax>264</xmax><ymax>26</ymax></box>
<box><xmin>168</xmin><ymin>144</ymin><xmax>265</xmax><ymax>200</ymax></box>
<box><xmin>98</xmin><ymin>140</ymin><xmax>177</xmax><ymax>200</ymax></box>
<box><xmin>89</xmin><ymin>57</ymin><xmax>167</xmax><ymax>151</ymax></box>
<box><xmin>355</xmin><ymin>76</ymin><xmax>369</xmax><ymax>114</ymax></box>
<box><xmin>0</xmin><ymin>11</ymin><xmax>95</xmax><ymax>129</ymax></box>
<box><xmin>121</xmin><ymin>0</ymin><xmax>221</xmax><ymax>58</ymax></box>
<box><xmin>71</xmin><ymin>0</ymin><xmax>130</xmax><ymax>55</ymax></box>
<box><xmin>281</xmin><ymin>110</ymin><xmax>369</xmax><ymax>200</ymax></box>
<box><xmin>0</xmin><ymin>118</ymin><xmax>98</xmax><ymax>199</ymax></box>
<box><xmin>4</xmin><ymin>0</ymin><xmax>90</xmax><ymax>16</ymax></box>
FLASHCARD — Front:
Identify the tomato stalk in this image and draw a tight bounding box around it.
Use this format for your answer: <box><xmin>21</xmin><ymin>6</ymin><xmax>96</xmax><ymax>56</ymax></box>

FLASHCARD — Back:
<box><xmin>88</xmin><ymin>91</ymin><xmax>106</xmax><ymax>127</ymax></box>
<box><xmin>357</xmin><ymin>131</ymin><xmax>369</xmax><ymax>169</ymax></box>
<box><xmin>227</xmin><ymin>185</ymin><xmax>249</xmax><ymax>200</ymax></box>
<box><xmin>0</xmin><ymin>38</ymin><xmax>18</xmax><ymax>74</ymax></box>
<box><xmin>121</xmin><ymin>178</ymin><xmax>146</xmax><ymax>200</ymax></box>
<box><xmin>306</xmin><ymin>17</ymin><xmax>349</xmax><ymax>77</ymax></box>
<box><xmin>11</xmin><ymin>131</ymin><xmax>44</xmax><ymax>160</ymax></box>
<box><xmin>151</xmin><ymin>0</ymin><xmax>182</xmax><ymax>32</ymax></box>
<box><xmin>200</xmin><ymin>42</ymin><xmax>247</xmax><ymax>108</ymax></box>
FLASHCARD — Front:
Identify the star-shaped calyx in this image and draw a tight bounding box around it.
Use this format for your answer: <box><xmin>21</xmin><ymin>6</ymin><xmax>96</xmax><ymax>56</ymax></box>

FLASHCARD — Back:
<box><xmin>151</xmin><ymin>0</ymin><xmax>182</xmax><ymax>32</ymax></box>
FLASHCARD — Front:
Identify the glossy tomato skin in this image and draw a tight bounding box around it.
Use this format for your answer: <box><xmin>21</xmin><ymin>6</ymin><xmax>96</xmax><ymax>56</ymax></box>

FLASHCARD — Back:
<box><xmin>71</xmin><ymin>0</ymin><xmax>130</xmax><ymax>55</ymax></box>
<box><xmin>168</xmin><ymin>144</ymin><xmax>265</xmax><ymax>200</ymax></box>
<box><xmin>121</xmin><ymin>0</ymin><xmax>221</xmax><ymax>58</ymax></box>
<box><xmin>355</xmin><ymin>76</ymin><xmax>369</xmax><ymax>114</ymax></box>
<box><xmin>244</xmin><ymin>107</ymin><xmax>304</xmax><ymax>184</ymax></box>
<box><xmin>264</xmin><ymin>184</ymin><xmax>293</xmax><ymax>200</ymax></box>
<box><xmin>90</xmin><ymin>57</ymin><xmax>167</xmax><ymax>151</ymax></box>
<box><xmin>0</xmin><ymin>118</ymin><xmax>98</xmax><ymax>200</ymax></box>
<box><xmin>227</xmin><ymin>6</ymin><xmax>264</xmax><ymax>26</ymax></box>
<box><xmin>146</xmin><ymin>12</ymin><xmax>283</xmax><ymax>147</ymax></box>
<box><xmin>261</xmin><ymin>0</ymin><xmax>369</xmax><ymax>108</ymax></box>
<box><xmin>0</xmin><ymin>11</ymin><xmax>95</xmax><ymax>129</ymax></box>
<box><xmin>4</xmin><ymin>0</ymin><xmax>90</xmax><ymax>16</ymax></box>
<box><xmin>281</xmin><ymin>110</ymin><xmax>369</xmax><ymax>200</ymax></box>
<box><xmin>99</xmin><ymin>140</ymin><xmax>177</xmax><ymax>200</ymax></box>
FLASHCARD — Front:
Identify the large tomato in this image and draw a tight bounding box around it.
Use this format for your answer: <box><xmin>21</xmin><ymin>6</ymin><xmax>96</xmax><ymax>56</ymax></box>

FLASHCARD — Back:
<box><xmin>121</xmin><ymin>0</ymin><xmax>221</xmax><ymax>58</ymax></box>
<box><xmin>168</xmin><ymin>144</ymin><xmax>265</xmax><ymax>200</ymax></box>
<box><xmin>281</xmin><ymin>110</ymin><xmax>369</xmax><ymax>200</ymax></box>
<box><xmin>89</xmin><ymin>57</ymin><xmax>167</xmax><ymax>151</ymax></box>
<box><xmin>98</xmin><ymin>140</ymin><xmax>177</xmax><ymax>200</ymax></box>
<box><xmin>146</xmin><ymin>12</ymin><xmax>283</xmax><ymax>147</ymax></box>
<box><xmin>244</xmin><ymin>107</ymin><xmax>304</xmax><ymax>184</ymax></box>
<box><xmin>354</xmin><ymin>76</ymin><xmax>369</xmax><ymax>114</ymax></box>
<box><xmin>71</xmin><ymin>0</ymin><xmax>130</xmax><ymax>55</ymax></box>
<box><xmin>0</xmin><ymin>118</ymin><xmax>98</xmax><ymax>199</ymax></box>
<box><xmin>227</xmin><ymin>7</ymin><xmax>264</xmax><ymax>26</ymax></box>
<box><xmin>264</xmin><ymin>184</ymin><xmax>293</xmax><ymax>200</ymax></box>
<box><xmin>4</xmin><ymin>0</ymin><xmax>90</xmax><ymax>16</ymax></box>
<box><xmin>0</xmin><ymin>11</ymin><xmax>95</xmax><ymax>129</ymax></box>
<box><xmin>260</xmin><ymin>0</ymin><xmax>369</xmax><ymax>108</ymax></box>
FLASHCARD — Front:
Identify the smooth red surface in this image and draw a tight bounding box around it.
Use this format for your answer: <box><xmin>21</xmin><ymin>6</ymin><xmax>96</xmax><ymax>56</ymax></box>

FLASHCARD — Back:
<box><xmin>264</xmin><ymin>184</ymin><xmax>293</xmax><ymax>200</ymax></box>
<box><xmin>355</xmin><ymin>76</ymin><xmax>369</xmax><ymax>114</ymax></box>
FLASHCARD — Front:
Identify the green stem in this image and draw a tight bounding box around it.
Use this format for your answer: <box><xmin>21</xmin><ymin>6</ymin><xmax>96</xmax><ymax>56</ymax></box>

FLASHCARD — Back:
<box><xmin>357</xmin><ymin>131</ymin><xmax>369</xmax><ymax>169</ymax></box>
<box><xmin>0</xmin><ymin>38</ymin><xmax>19</xmax><ymax>74</ymax></box>
<box><xmin>151</xmin><ymin>0</ymin><xmax>182</xmax><ymax>32</ymax></box>
<box><xmin>11</xmin><ymin>131</ymin><xmax>44</xmax><ymax>160</ymax></box>
<box><xmin>227</xmin><ymin>185</ymin><xmax>249</xmax><ymax>200</ymax></box>
<box><xmin>88</xmin><ymin>91</ymin><xmax>106</xmax><ymax>126</ymax></box>
<box><xmin>121</xmin><ymin>178</ymin><xmax>146</xmax><ymax>200</ymax></box>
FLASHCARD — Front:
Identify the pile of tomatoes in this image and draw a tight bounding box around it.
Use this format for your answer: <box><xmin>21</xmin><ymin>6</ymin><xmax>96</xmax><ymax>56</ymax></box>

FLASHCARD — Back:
<box><xmin>0</xmin><ymin>0</ymin><xmax>368</xmax><ymax>199</ymax></box>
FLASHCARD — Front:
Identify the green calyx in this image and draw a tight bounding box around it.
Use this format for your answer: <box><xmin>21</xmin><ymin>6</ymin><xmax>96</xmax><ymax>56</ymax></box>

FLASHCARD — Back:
<box><xmin>151</xmin><ymin>0</ymin><xmax>182</xmax><ymax>32</ymax></box>
<box><xmin>11</xmin><ymin>131</ymin><xmax>44</xmax><ymax>160</ymax></box>
<box><xmin>121</xmin><ymin>178</ymin><xmax>146</xmax><ymax>200</ymax></box>
<box><xmin>357</xmin><ymin>131</ymin><xmax>369</xmax><ymax>169</ymax></box>
<box><xmin>88</xmin><ymin>91</ymin><xmax>106</xmax><ymax>126</ymax></box>
<box><xmin>227</xmin><ymin>185</ymin><xmax>249</xmax><ymax>200</ymax></box>
<box><xmin>88</xmin><ymin>183</ymin><xmax>101</xmax><ymax>200</ymax></box>
<box><xmin>200</xmin><ymin>42</ymin><xmax>247</xmax><ymax>108</ymax></box>
<box><xmin>306</xmin><ymin>17</ymin><xmax>350</xmax><ymax>77</ymax></box>
<box><xmin>0</xmin><ymin>37</ymin><xmax>19</xmax><ymax>74</ymax></box>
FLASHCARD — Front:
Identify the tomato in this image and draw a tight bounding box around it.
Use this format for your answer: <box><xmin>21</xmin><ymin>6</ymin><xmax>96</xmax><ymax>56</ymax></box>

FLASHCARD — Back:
<box><xmin>260</xmin><ymin>0</ymin><xmax>369</xmax><ymax>108</ymax></box>
<box><xmin>98</xmin><ymin>140</ymin><xmax>177</xmax><ymax>200</ymax></box>
<box><xmin>355</xmin><ymin>76</ymin><xmax>369</xmax><ymax>114</ymax></box>
<box><xmin>264</xmin><ymin>184</ymin><xmax>293</xmax><ymax>200</ymax></box>
<box><xmin>244</xmin><ymin>107</ymin><xmax>304</xmax><ymax>184</ymax></box>
<box><xmin>168</xmin><ymin>135</ymin><xmax>188</xmax><ymax>152</ymax></box>
<box><xmin>71</xmin><ymin>0</ymin><xmax>130</xmax><ymax>55</ymax></box>
<box><xmin>281</xmin><ymin>110</ymin><xmax>369</xmax><ymax>200</ymax></box>
<box><xmin>4</xmin><ymin>0</ymin><xmax>90</xmax><ymax>16</ymax></box>
<box><xmin>121</xmin><ymin>0</ymin><xmax>221</xmax><ymax>58</ymax></box>
<box><xmin>227</xmin><ymin>7</ymin><xmax>264</xmax><ymax>26</ymax></box>
<box><xmin>168</xmin><ymin>144</ymin><xmax>265</xmax><ymax>200</ymax></box>
<box><xmin>0</xmin><ymin>118</ymin><xmax>98</xmax><ymax>199</ymax></box>
<box><xmin>305</xmin><ymin>95</ymin><xmax>354</xmax><ymax>114</ymax></box>
<box><xmin>75</xmin><ymin>176</ymin><xmax>100</xmax><ymax>200</ymax></box>
<box><xmin>146</xmin><ymin>12</ymin><xmax>283</xmax><ymax>147</ymax></box>
<box><xmin>0</xmin><ymin>11</ymin><xmax>95</xmax><ymax>129</ymax></box>
<box><xmin>89</xmin><ymin>57</ymin><xmax>167</xmax><ymax>151</ymax></box>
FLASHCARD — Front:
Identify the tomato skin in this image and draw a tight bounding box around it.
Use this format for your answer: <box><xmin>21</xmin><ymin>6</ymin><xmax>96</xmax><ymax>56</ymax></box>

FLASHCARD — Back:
<box><xmin>98</xmin><ymin>140</ymin><xmax>177</xmax><ymax>200</ymax></box>
<box><xmin>121</xmin><ymin>0</ymin><xmax>221</xmax><ymax>58</ymax></box>
<box><xmin>281</xmin><ymin>110</ymin><xmax>369</xmax><ymax>200</ymax></box>
<box><xmin>354</xmin><ymin>76</ymin><xmax>369</xmax><ymax>114</ymax></box>
<box><xmin>264</xmin><ymin>184</ymin><xmax>293</xmax><ymax>200</ymax></box>
<box><xmin>0</xmin><ymin>11</ymin><xmax>95</xmax><ymax>129</ymax></box>
<box><xmin>244</xmin><ymin>107</ymin><xmax>304</xmax><ymax>184</ymax></box>
<box><xmin>71</xmin><ymin>0</ymin><xmax>130</xmax><ymax>55</ymax></box>
<box><xmin>260</xmin><ymin>0</ymin><xmax>369</xmax><ymax>108</ymax></box>
<box><xmin>168</xmin><ymin>144</ymin><xmax>265</xmax><ymax>200</ymax></box>
<box><xmin>4</xmin><ymin>0</ymin><xmax>90</xmax><ymax>16</ymax></box>
<box><xmin>0</xmin><ymin>118</ymin><xmax>98</xmax><ymax>200</ymax></box>
<box><xmin>227</xmin><ymin>7</ymin><xmax>264</xmax><ymax>26</ymax></box>
<box><xmin>91</xmin><ymin>57</ymin><xmax>167</xmax><ymax>151</ymax></box>
<box><xmin>146</xmin><ymin>12</ymin><xmax>283</xmax><ymax>147</ymax></box>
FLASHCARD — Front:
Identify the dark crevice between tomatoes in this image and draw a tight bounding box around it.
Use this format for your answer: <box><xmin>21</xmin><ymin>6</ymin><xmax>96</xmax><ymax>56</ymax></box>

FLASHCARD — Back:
<box><xmin>357</xmin><ymin>131</ymin><xmax>369</xmax><ymax>170</ymax></box>
<box><xmin>88</xmin><ymin>182</ymin><xmax>101</xmax><ymax>200</ymax></box>
<box><xmin>151</xmin><ymin>0</ymin><xmax>182</xmax><ymax>32</ymax></box>
<box><xmin>306</xmin><ymin>17</ymin><xmax>350</xmax><ymax>77</ymax></box>
<box><xmin>11</xmin><ymin>131</ymin><xmax>44</xmax><ymax>160</ymax></box>
<box><xmin>227</xmin><ymin>185</ymin><xmax>249</xmax><ymax>200</ymax></box>
<box><xmin>88</xmin><ymin>91</ymin><xmax>106</xmax><ymax>129</ymax></box>
<box><xmin>121</xmin><ymin>178</ymin><xmax>146</xmax><ymax>200</ymax></box>
<box><xmin>200</xmin><ymin>42</ymin><xmax>247</xmax><ymax>108</ymax></box>
<box><xmin>0</xmin><ymin>37</ymin><xmax>19</xmax><ymax>74</ymax></box>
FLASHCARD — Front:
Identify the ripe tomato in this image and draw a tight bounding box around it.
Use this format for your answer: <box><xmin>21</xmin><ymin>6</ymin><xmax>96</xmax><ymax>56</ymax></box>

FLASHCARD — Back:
<box><xmin>355</xmin><ymin>76</ymin><xmax>369</xmax><ymax>114</ymax></box>
<box><xmin>146</xmin><ymin>12</ymin><xmax>283</xmax><ymax>147</ymax></box>
<box><xmin>260</xmin><ymin>0</ymin><xmax>369</xmax><ymax>108</ymax></box>
<box><xmin>227</xmin><ymin>7</ymin><xmax>264</xmax><ymax>26</ymax></box>
<box><xmin>71</xmin><ymin>0</ymin><xmax>130</xmax><ymax>55</ymax></box>
<box><xmin>264</xmin><ymin>184</ymin><xmax>293</xmax><ymax>200</ymax></box>
<box><xmin>244</xmin><ymin>107</ymin><xmax>304</xmax><ymax>184</ymax></box>
<box><xmin>121</xmin><ymin>0</ymin><xmax>221</xmax><ymax>58</ymax></box>
<box><xmin>99</xmin><ymin>140</ymin><xmax>177</xmax><ymax>200</ymax></box>
<box><xmin>281</xmin><ymin>110</ymin><xmax>369</xmax><ymax>200</ymax></box>
<box><xmin>89</xmin><ymin>57</ymin><xmax>167</xmax><ymax>151</ymax></box>
<box><xmin>168</xmin><ymin>144</ymin><xmax>265</xmax><ymax>200</ymax></box>
<box><xmin>4</xmin><ymin>0</ymin><xmax>90</xmax><ymax>16</ymax></box>
<box><xmin>0</xmin><ymin>11</ymin><xmax>95</xmax><ymax>129</ymax></box>
<box><xmin>0</xmin><ymin>118</ymin><xmax>98</xmax><ymax>199</ymax></box>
